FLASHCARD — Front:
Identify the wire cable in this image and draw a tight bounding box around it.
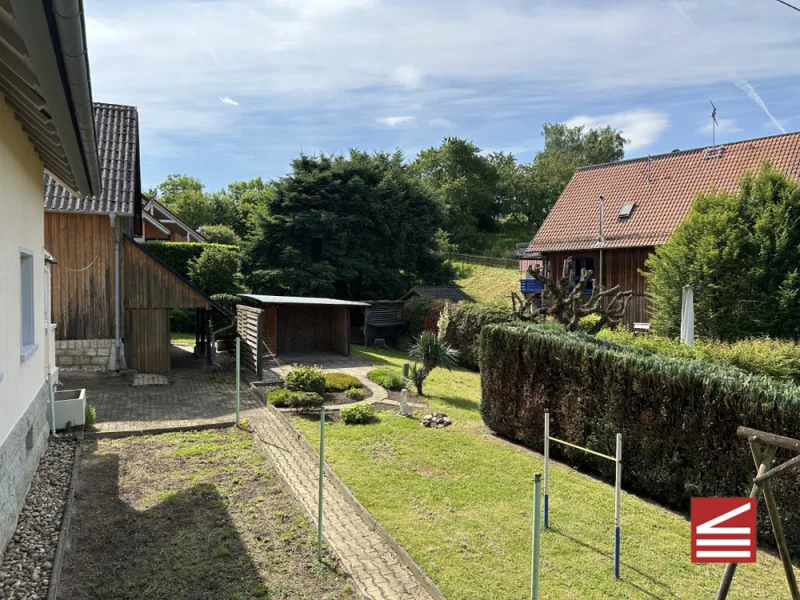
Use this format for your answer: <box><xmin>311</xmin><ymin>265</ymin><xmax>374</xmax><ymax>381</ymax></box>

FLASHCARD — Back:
<box><xmin>60</xmin><ymin>255</ymin><xmax>100</xmax><ymax>272</ymax></box>
<box><xmin>775</xmin><ymin>0</ymin><xmax>800</xmax><ymax>13</ymax></box>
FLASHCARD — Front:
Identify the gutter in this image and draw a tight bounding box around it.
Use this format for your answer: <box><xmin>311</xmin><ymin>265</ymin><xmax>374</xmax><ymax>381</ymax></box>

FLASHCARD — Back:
<box><xmin>11</xmin><ymin>0</ymin><xmax>100</xmax><ymax>197</ymax></box>
<box><xmin>109</xmin><ymin>214</ymin><xmax>122</xmax><ymax>370</ymax></box>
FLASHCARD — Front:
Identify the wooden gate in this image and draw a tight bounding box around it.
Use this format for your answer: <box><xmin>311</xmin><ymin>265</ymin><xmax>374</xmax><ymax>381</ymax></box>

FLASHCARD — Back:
<box><xmin>125</xmin><ymin>308</ymin><xmax>170</xmax><ymax>374</ymax></box>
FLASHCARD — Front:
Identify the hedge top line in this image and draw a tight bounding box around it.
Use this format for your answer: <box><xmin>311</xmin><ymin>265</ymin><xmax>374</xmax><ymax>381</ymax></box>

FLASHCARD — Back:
<box><xmin>483</xmin><ymin>323</ymin><xmax>800</xmax><ymax>413</ymax></box>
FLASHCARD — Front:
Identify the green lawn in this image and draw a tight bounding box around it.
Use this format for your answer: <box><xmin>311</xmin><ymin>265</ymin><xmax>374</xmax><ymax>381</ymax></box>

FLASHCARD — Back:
<box><xmin>291</xmin><ymin>346</ymin><xmax>797</xmax><ymax>600</ymax></box>
<box><xmin>170</xmin><ymin>332</ymin><xmax>196</xmax><ymax>345</ymax></box>
<box><xmin>454</xmin><ymin>263</ymin><xmax>520</xmax><ymax>308</ymax></box>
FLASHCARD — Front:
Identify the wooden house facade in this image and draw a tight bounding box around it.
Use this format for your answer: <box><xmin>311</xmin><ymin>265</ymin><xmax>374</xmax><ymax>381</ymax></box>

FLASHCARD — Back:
<box><xmin>527</xmin><ymin>132</ymin><xmax>800</xmax><ymax>326</ymax></box>
<box><xmin>43</xmin><ymin>103</ymin><xmax>228</xmax><ymax>374</ymax></box>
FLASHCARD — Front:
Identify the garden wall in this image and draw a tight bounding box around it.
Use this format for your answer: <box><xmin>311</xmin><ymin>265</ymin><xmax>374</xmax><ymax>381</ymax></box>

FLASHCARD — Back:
<box><xmin>479</xmin><ymin>323</ymin><xmax>800</xmax><ymax>552</ymax></box>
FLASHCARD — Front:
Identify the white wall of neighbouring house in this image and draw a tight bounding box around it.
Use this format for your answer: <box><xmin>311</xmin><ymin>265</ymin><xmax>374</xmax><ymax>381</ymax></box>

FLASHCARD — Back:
<box><xmin>0</xmin><ymin>95</ymin><xmax>51</xmax><ymax>555</ymax></box>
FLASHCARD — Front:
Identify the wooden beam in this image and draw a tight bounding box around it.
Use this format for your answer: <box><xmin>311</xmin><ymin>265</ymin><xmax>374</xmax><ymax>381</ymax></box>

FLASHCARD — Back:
<box><xmin>737</xmin><ymin>427</ymin><xmax>800</xmax><ymax>453</ymax></box>
<box><xmin>754</xmin><ymin>453</ymin><xmax>800</xmax><ymax>485</ymax></box>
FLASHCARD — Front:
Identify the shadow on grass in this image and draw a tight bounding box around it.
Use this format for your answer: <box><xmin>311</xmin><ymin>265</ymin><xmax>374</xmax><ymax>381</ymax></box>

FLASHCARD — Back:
<box><xmin>549</xmin><ymin>527</ymin><xmax>669</xmax><ymax>600</ymax></box>
<box><xmin>432</xmin><ymin>393</ymin><xmax>481</xmax><ymax>414</ymax></box>
<box><xmin>58</xmin><ymin>451</ymin><xmax>268</xmax><ymax>600</ymax></box>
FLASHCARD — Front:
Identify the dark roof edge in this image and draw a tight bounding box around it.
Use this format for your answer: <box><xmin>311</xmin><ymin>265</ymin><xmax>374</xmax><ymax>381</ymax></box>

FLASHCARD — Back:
<box><xmin>123</xmin><ymin>233</ymin><xmax>232</xmax><ymax>318</ymax></box>
<box><xmin>12</xmin><ymin>0</ymin><xmax>100</xmax><ymax>197</ymax></box>
<box><xmin>574</xmin><ymin>130</ymin><xmax>800</xmax><ymax>174</ymax></box>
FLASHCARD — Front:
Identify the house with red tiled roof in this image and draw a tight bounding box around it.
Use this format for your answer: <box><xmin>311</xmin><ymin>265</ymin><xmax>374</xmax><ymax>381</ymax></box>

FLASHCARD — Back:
<box><xmin>526</xmin><ymin>131</ymin><xmax>800</xmax><ymax>325</ymax></box>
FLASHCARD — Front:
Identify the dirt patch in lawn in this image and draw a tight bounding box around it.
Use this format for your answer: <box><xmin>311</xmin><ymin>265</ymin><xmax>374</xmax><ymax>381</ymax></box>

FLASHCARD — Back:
<box><xmin>58</xmin><ymin>428</ymin><xmax>356</xmax><ymax>600</ymax></box>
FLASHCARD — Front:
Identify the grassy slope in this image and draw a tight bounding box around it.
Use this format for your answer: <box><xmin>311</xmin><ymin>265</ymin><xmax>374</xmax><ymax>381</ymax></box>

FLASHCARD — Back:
<box><xmin>292</xmin><ymin>346</ymin><xmax>796</xmax><ymax>600</ymax></box>
<box><xmin>170</xmin><ymin>332</ymin><xmax>196</xmax><ymax>344</ymax></box>
<box><xmin>454</xmin><ymin>263</ymin><xmax>520</xmax><ymax>308</ymax></box>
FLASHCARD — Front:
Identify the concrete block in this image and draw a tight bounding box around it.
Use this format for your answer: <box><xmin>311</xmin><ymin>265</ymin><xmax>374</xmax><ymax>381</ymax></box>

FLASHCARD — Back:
<box><xmin>85</xmin><ymin>348</ymin><xmax>97</xmax><ymax>357</ymax></box>
<box><xmin>91</xmin><ymin>356</ymin><xmax>108</xmax><ymax>366</ymax></box>
<box><xmin>96</xmin><ymin>347</ymin><xmax>110</xmax><ymax>357</ymax></box>
<box><xmin>59</xmin><ymin>356</ymin><xmax>74</xmax><ymax>366</ymax></box>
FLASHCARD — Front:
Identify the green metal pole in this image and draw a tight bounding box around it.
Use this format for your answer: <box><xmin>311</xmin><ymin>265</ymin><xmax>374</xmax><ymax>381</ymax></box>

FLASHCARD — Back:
<box><xmin>317</xmin><ymin>405</ymin><xmax>325</xmax><ymax>562</ymax></box>
<box><xmin>531</xmin><ymin>473</ymin><xmax>542</xmax><ymax>600</ymax></box>
<box><xmin>235</xmin><ymin>337</ymin><xmax>240</xmax><ymax>425</ymax></box>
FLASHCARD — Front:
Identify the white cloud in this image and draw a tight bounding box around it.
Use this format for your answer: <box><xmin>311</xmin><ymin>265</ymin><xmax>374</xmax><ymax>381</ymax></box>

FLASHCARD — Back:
<box><xmin>565</xmin><ymin>109</ymin><xmax>670</xmax><ymax>151</ymax></box>
<box><xmin>376</xmin><ymin>116</ymin><xmax>414</xmax><ymax>127</ymax></box>
<box><xmin>219</xmin><ymin>96</ymin><xmax>240</xmax><ymax>106</ymax></box>
<box><xmin>697</xmin><ymin>117</ymin><xmax>742</xmax><ymax>135</ymax></box>
<box><xmin>391</xmin><ymin>66</ymin><xmax>422</xmax><ymax>89</ymax></box>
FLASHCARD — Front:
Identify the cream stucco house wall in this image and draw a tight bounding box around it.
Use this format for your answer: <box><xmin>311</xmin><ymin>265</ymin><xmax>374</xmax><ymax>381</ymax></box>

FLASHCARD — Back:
<box><xmin>0</xmin><ymin>0</ymin><xmax>102</xmax><ymax>558</ymax></box>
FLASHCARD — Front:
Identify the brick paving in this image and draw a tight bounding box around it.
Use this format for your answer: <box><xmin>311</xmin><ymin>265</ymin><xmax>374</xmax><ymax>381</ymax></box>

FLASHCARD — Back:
<box><xmin>252</xmin><ymin>407</ymin><xmax>438</xmax><ymax>600</ymax></box>
<box><xmin>58</xmin><ymin>345</ymin><xmax>262</xmax><ymax>434</ymax></box>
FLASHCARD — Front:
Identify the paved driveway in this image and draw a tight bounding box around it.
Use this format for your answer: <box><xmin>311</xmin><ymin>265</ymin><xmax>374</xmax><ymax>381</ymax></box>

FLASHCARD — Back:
<box><xmin>59</xmin><ymin>345</ymin><xmax>262</xmax><ymax>435</ymax></box>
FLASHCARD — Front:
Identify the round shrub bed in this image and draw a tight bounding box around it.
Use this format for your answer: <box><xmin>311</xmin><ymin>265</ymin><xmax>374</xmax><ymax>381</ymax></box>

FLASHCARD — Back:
<box><xmin>366</xmin><ymin>367</ymin><xmax>407</xmax><ymax>391</ymax></box>
<box><xmin>340</xmin><ymin>403</ymin><xmax>377</xmax><ymax>425</ymax></box>
<box><xmin>324</xmin><ymin>372</ymin><xmax>363</xmax><ymax>392</ymax></box>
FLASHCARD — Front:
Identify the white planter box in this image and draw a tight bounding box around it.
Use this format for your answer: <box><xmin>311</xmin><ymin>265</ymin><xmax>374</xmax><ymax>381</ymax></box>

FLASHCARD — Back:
<box><xmin>48</xmin><ymin>388</ymin><xmax>86</xmax><ymax>431</ymax></box>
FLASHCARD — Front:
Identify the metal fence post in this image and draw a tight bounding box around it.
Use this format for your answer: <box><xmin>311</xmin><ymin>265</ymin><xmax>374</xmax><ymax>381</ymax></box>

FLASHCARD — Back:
<box><xmin>235</xmin><ymin>337</ymin><xmax>241</xmax><ymax>425</ymax></box>
<box><xmin>317</xmin><ymin>405</ymin><xmax>326</xmax><ymax>563</ymax></box>
<box><xmin>544</xmin><ymin>413</ymin><xmax>550</xmax><ymax>529</ymax></box>
<box><xmin>614</xmin><ymin>433</ymin><xmax>622</xmax><ymax>580</ymax></box>
<box><xmin>531</xmin><ymin>473</ymin><xmax>542</xmax><ymax>600</ymax></box>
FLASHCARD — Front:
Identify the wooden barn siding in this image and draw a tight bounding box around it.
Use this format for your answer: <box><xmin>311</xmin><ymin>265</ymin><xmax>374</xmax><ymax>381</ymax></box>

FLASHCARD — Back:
<box><xmin>123</xmin><ymin>238</ymin><xmax>209</xmax><ymax>309</ymax></box>
<box><xmin>544</xmin><ymin>247</ymin><xmax>655</xmax><ymax>325</ymax></box>
<box><xmin>276</xmin><ymin>305</ymin><xmax>350</xmax><ymax>355</ymax></box>
<box><xmin>263</xmin><ymin>306</ymin><xmax>277</xmax><ymax>353</ymax></box>
<box><xmin>45</xmin><ymin>212</ymin><xmax>117</xmax><ymax>340</ymax></box>
<box><xmin>125</xmin><ymin>308</ymin><xmax>171</xmax><ymax>374</ymax></box>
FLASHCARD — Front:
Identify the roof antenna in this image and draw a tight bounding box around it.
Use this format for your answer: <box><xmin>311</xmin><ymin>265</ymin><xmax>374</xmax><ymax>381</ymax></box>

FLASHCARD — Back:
<box><xmin>710</xmin><ymin>100</ymin><xmax>718</xmax><ymax>149</ymax></box>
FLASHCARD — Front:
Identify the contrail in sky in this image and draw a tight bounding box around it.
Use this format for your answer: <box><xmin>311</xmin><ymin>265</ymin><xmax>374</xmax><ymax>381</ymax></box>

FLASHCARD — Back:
<box><xmin>666</xmin><ymin>0</ymin><xmax>785</xmax><ymax>133</ymax></box>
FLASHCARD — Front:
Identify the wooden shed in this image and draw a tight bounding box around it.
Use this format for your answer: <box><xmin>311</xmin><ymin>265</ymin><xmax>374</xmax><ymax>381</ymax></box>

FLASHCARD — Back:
<box><xmin>238</xmin><ymin>295</ymin><xmax>369</xmax><ymax>361</ymax></box>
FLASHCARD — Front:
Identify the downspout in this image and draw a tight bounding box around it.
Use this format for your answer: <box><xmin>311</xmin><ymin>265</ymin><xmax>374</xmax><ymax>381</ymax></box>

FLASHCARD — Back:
<box><xmin>598</xmin><ymin>195</ymin><xmax>605</xmax><ymax>288</ymax></box>
<box><xmin>109</xmin><ymin>214</ymin><xmax>121</xmax><ymax>370</ymax></box>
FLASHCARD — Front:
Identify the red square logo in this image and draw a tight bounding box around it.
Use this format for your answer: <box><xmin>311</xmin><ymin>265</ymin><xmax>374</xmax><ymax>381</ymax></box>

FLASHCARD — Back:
<box><xmin>691</xmin><ymin>498</ymin><xmax>756</xmax><ymax>563</ymax></box>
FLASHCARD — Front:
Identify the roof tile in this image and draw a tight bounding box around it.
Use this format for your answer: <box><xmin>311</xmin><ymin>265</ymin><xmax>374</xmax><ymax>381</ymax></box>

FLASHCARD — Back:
<box><xmin>43</xmin><ymin>102</ymin><xmax>138</xmax><ymax>214</ymax></box>
<box><xmin>529</xmin><ymin>132</ymin><xmax>800</xmax><ymax>252</ymax></box>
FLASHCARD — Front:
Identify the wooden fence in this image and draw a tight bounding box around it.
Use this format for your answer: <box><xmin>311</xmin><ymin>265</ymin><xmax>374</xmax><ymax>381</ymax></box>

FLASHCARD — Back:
<box><xmin>444</xmin><ymin>252</ymin><xmax>519</xmax><ymax>270</ymax></box>
<box><xmin>237</xmin><ymin>304</ymin><xmax>263</xmax><ymax>379</ymax></box>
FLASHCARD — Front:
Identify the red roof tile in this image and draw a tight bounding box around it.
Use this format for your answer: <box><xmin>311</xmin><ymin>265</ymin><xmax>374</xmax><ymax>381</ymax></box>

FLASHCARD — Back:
<box><xmin>528</xmin><ymin>132</ymin><xmax>800</xmax><ymax>252</ymax></box>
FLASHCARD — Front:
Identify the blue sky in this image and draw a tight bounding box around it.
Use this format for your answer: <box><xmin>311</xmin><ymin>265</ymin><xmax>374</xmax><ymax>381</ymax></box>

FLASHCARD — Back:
<box><xmin>84</xmin><ymin>0</ymin><xmax>800</xmax><ymax>192</ymax></box>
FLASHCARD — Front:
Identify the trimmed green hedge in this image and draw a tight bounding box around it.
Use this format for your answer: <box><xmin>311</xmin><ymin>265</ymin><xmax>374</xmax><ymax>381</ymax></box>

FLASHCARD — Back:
<box><xmin>599</xmin><ymin>329</ymin><xmax>800</xmax><ymax>384</ymax></box>
<box><xmin>367</xmin><ymin>368</ymin><xmax>407</xmax><ymax>391</ymax></box>
<box><xmin>479</xmin><ymin>323</ymin><xmax>800</xmax><ymax>552</ymax></box>
<box><xmin>143</xmin><ymin>241</ymin><xmax>238</xmax><ymax>279</ymax></box>
<box><xmin>324</xmin><ymin>372</ymin><xmax>363</xmax><ymax>392</ymax></box>
<box><xmin>440</xmin><ymin>302</ymin><xmax>508</xmax><ymax>370</ymax></box>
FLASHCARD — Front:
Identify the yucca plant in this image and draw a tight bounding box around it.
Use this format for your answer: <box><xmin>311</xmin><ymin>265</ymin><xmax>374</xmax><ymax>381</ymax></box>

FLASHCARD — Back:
<box><xmin>409</xmin><ymin>331</ymin><xmax>459</xmax><ymax>395</ymax></box>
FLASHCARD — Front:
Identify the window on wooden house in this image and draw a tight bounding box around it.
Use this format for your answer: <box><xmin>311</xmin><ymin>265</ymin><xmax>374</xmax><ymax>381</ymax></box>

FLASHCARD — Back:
<box><xmin>573</xmin><ymin>257</ymin><xmax>595</xmax><ymax>291</ymax></box>
<box><xmin>20</xmin><ymin>248</ymin><xmax>37</xmax><ymax>361</ymax></box>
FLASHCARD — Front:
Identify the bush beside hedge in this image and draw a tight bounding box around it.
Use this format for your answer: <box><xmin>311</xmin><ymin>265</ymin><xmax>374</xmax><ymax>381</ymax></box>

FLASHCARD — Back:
<box><xmin>143</xmin><ymin>241</ymin><xmax>239</xmax><ymax>278</ymax></box>
<box><xmin>440</xmin><ymin>302</ymin><xmax>508</xmax><ymax>370</ymax></box>
<box><xmin>599</xmin><ymin>329</ymin><xmax>800</xmax><ymax>384</ymax></box>
<box><xmin>479</xmin><ymin>323</ymin><xmax>800</xmax><ymax>552</ymax></box>
<box><xmin>403</xmin><ymin>296</ymin><xmax>438</xmax><ymax>339</ymax></box>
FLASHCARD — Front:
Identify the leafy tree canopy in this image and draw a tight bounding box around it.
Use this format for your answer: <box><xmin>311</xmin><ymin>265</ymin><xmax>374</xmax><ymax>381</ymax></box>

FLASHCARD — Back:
<box><xmin>198</xmin><ymin>224</ymin><xmax>241</xmax><ymax>246</ymax></box>
<box><xmin>187</xmin><ymin>245</ymin><xmax>246</xmax><ymax>295</ymax></box>
<box><xmin>411</xmin><ymin>137</ymin><xmax>500</xmax><ymax>250</ymax></box>
<box><xmin>645</xmin><ymin>163</ymin><xmax>800</xmax><ymax>340</ymax></box>
<box><xmin>247</xmin><ymin>150</ymin><xmax>452</xmax><ymax>300</ymax></box>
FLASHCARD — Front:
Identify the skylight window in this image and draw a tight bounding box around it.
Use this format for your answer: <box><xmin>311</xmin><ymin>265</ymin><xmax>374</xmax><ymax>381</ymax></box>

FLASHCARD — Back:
<box><xmin>619</xmin><ymin>203</ymin><xmax>636</xmax><ymax>220</ymax></box>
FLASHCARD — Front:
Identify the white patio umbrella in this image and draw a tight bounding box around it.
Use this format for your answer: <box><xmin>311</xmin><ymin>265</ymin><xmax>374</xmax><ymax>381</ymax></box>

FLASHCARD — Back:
<box><xmin>680</xmin><ymin>285</ymin><xmax>695</xmax><ymax>346</ymax></box>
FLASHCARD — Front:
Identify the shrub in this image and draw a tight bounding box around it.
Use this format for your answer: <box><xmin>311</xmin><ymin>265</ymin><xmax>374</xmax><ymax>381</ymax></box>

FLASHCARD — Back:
<box><xmin>170</xmin><ymin>308</ymin><xmax>195</xmax><ymax>333</ymax></box>
<box><xmin>340</xmin><ymin>403</ymin><xmax>376</xmax><ymax>424</ymax></box>
<box><xmin>324</xmin><ymin>372</ymin><xmax>363</xmax><ymax>392</ymax></box>
<box><xmin>345</xmin><ymin>387</ymin><xmax>365</xmax><ymax>400</ymax></box>
<box><xmin>479</xmin><ymin>323</ymin><xmax>800</xmax><ymax>553</ymax></box>
<box><xmin>285</xmin><ymin>365</ymin><xmax>326</xmax><ymax>396</ymax></box>
<box><xmin>403</xmin><ymin>296</ymin><xmax>437</xmax><ymax>338</ymax></box>
<box><xmin>266</xmin><ymin>388</ymin><xmax>294</xmax><ymax>408</ymax></box>
<box><xmin>84</xmin><ymin>404</ymin><xmax>96</xmax><ymax>428</ymax></box>
<box><xmin>440</xmin><ymin>302</ymin><xmax>508</xmax><ymax>370</ymax></box>
<box><xmin>367</xmin><ymin>367</ymin><xmax>407</xmax><ymax>391</ymax></box>
<box><xmin>187</xmin><ymin>245</ymin><xmax>245</xmax><ymax>295</ymax></box>
<box><xmin>198</xmin><ymin>224</ymin><xmax>241</xmax><ymax>245</ymax></box>
<box><xmin>289</xmin><ymin>392</ymin><xmax>324</xmax><ymax>412</ymax></box>
<box><xmin>143</xmin><ymin>241</ymin><xmax>238</xmax><ymax>279</ymax></box>
<box><xmin>598</xmin><ymin>329</ymin><xmax>800</xmax><ymax>384</ymax></box>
